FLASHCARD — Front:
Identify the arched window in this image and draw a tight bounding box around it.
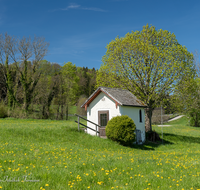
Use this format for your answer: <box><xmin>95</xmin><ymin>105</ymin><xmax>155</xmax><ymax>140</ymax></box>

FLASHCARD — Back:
<box><xmin>139</xmin><ymin>109</ymin><xmax>142</xmax><ymax>123</ymax></box>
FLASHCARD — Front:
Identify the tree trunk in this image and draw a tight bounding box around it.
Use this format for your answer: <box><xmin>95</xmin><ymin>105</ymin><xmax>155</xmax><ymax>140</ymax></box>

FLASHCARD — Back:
<box><xmin>46</xmin><ymin>86</ymin><xmax>56</xmax><ymax>119</ymax></box>
<box><xmin>56</xmin><ymin>105</ymin><xmax>60</xmax><ymax>120</ymax></box>
<box><xmin>5</xmin><ymin>55</ymin><xmax>14</xmax><ymax>108</ymax></box>
<box><xmin>145</xmin><ymin>107</ymin><xmax>153</xmax><ymax>132</ymax></box>
<box><xmin>24</xmin><ymin>93</ymin><xmax>29</xmax><ymax>112</ymax></box>
<box><xmin>61</xmin><ymin>104</ymin><xmax>64</xmax><ymax>120</ymax></box>
<box><xmin>66</xmin><ymin>104</ymin><xmax>68</xmax><ymax>120</ymax></box>
<box><xmin>42</xmin><ymin>105</ymin><xmax>45</xmax><ymax>118</ymax></box>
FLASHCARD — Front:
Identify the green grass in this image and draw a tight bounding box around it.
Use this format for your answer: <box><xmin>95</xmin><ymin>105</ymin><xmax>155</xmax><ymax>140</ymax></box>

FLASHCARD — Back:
<box><xmin>69</xmin><ymin>106</ymin><xmax>78</xmax><ymax>115</ymax></box>
<box><xmin>0</xmin><ymin>116</ymin><xmax>199</xmax><ymax>189</ymax></box>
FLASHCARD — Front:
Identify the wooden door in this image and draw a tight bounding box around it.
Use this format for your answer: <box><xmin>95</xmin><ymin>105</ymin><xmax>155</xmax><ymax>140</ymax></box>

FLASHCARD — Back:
<box><xmin>98</xmin><ymin>111</ymin><xmax>109</xmax><ymax>137</ymax></box>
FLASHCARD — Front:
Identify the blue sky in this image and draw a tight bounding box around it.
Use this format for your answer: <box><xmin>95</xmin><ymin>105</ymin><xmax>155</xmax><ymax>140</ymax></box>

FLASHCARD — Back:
<box><xmin>0</xmin><ymin>0</ymin><xmax>200</xmax><ymax>69</ymax></box>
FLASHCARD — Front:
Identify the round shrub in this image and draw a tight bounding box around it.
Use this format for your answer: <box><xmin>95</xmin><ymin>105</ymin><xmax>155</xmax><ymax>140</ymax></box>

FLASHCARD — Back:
<box><xmin>105</xmin><ymin>115</ymin><xmax>136</xmax><ymax>145</ymax></box>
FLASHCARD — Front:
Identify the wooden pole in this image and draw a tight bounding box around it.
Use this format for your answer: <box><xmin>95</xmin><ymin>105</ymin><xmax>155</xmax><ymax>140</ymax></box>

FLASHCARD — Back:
<box><xmin>78</xmin><ymin>116</ymin><xmax>80</xmax><ymax>131</ymax></box>
<box><xmin>95</xmin><ymin>125</ymin><xmax>97</xmax><ymax>136</ymax></box>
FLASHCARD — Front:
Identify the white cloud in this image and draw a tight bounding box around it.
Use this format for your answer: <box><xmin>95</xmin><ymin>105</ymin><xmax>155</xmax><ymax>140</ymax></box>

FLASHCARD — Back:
<box><xmin>81</xmin><ymin>7</ymin><xmax>106</xmax><ymax>12</ymax></box>
<box><xmin>62</xmin><ymin>3</ymin><xmax>107</xmax><ymax>12</ymax></box>
<box><xmin>62</xmin><ymin>3</ymin><xmax>80</xmax><ymax>10</ymax></box>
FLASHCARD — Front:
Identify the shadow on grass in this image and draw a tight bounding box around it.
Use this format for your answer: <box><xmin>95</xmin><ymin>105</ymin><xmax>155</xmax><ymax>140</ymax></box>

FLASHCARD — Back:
<box><xmin>132</xmin><ymin>132</ymin><xmax>200</xmax><ymax>151</ymax></box>
<box><xmin>163</xmin><ymin>133</ymin><xmax>200</xmax><ymax>144</ymax></box>
<box><xmin>129</xmin><ymin>139</ymin><xmax>173</xmax><ymax>150</ymax></box>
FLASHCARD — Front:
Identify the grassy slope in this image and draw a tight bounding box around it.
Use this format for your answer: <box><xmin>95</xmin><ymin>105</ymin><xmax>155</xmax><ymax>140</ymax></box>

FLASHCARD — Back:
<box><xmin>0</xmin><ymin>116</ymin><xmax>199</xmax><ymax>189</ymax></box>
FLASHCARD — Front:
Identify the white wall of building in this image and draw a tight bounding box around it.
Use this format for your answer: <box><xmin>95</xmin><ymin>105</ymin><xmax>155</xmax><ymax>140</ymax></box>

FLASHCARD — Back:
<box><xmin>119</xmin><ymin>106</ymin><xmax>146</xmax><ymax>142</ymax></box>
<box><xmin>86</xmin><ymin>92</ymin><xmax>145</xmax><ymax>142</ymax></box>
<box><xmin>87</xmin><ymin>92</ymin><xmax>121</xmax><ymax>136</ymax></box>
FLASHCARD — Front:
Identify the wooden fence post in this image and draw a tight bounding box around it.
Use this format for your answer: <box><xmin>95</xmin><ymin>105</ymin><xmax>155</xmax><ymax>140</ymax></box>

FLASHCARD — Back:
<box><xmin>78</xmin><ymin>116</ymin><xmax>80</xmax><ymax>131</ymax></box>
<box><xmin>75</xmin><ymin>114</ymin><xmax>100</xmax><ymax>137</ymax></box>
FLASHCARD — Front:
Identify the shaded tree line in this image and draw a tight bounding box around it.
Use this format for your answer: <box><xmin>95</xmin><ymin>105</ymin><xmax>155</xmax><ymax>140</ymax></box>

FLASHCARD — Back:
<box><xmin>0</xmin><ymin>33</ymin><xmax>97</xmax><ymax>119</ymax></box>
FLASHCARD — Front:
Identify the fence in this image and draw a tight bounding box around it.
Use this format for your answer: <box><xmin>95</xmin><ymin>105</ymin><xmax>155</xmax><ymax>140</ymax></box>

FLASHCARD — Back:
<box><xmin>75</xmin><ymin>114</ymin><xmax>143</xmax><ymax>142</ymax></box>
<box><xmin>74</xmin><ymin>114</ymin><xmax>101</xmax><ymax>136</ymax></box>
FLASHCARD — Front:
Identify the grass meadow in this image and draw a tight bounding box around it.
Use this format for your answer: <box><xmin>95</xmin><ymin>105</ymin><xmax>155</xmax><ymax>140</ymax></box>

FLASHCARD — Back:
<box><xmin>0</xmin><ymin>116</ymin><xmax>200</xmax><ymax>189</ymax></box>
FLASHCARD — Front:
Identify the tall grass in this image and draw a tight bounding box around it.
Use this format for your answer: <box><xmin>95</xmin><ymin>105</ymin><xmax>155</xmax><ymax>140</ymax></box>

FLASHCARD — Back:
<box><xmin>0</xmin><ymin>116</ymin><xmax>199</xmax><ymax>189</ymax></box>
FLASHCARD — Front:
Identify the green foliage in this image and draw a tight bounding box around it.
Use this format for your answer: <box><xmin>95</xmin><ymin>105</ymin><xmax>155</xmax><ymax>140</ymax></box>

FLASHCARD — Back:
<box><xmin>77</xmin><ymin>95</ymin><xmax>87</xmax><ymax>116</ymax></box>
<box><xmin>0</xmin><ymin>67</ymin><xmax>7</xmax><ymax>101</ymax></box>
<box><xmin>106</xmin><ymin>115</ymin><xmax>136</xmax><ymax>145</ymax></box>
<box><xmin>58</xmin><ymin>62</ymin><xmax>79</xmax><ymax>120</ymax></box>
<box><xmin>189</xmin><ymin>108</ymin><xmax>200</xmax><ymax>127</ymax></box>
<box><xmin>34</xmin><ymin>62</ymin><xmax>61</xmax><ymax>119</ymax></box>
<box><xmin>61</xmin><ymin>62</ymin><xmax>79</xmax><ymax>105</ymax></box>
<box><xmin>97</xmin><ymin>24</ymin><xmax>195</xmax><ymax>131</ymax></box>
<box><xmin>0</xmin><ymin>33</ymin><xmax>97</xmax><ymax>119</ymax></box>
<box><xmin>0</xmin><ymin>101</ymin><xmax>8</xmax><ymax>118</ymax></box>
<box><xmin>162</xmin><ymin>95</ymin><xmax>179</xmax><ymax>114</ymax></box>
<box><xmin>77</xmin><ymin>67</ymin><xmax>96</xmax><ymax>98</ymax></box>
<box><xmin>7</xmin><ymin>107</ymin><xmax>27</xmax><ymax>119</ymax></box>
<box><xmin>175</xmin><ymin>77</ymin><xmax>200</xmax><ymax>127</ymax></box>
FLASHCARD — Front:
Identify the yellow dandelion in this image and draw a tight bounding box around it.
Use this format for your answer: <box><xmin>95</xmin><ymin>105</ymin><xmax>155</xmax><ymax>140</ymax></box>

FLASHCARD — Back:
<box><xmin>45</xmin><ymin>184</ymin><xmax>49</xmax><ymax>186</ymax></box>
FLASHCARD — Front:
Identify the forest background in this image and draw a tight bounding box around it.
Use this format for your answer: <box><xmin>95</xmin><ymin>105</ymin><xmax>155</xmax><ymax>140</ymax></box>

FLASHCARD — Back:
<box><xmin>0</xmin><ymin>32</ymin><xmax>199</xmax><ymax>131</ymax></box>
<box><xmin>0</xmin><ymin>34</ymin><xmax>96</xmax><ymax>119</ymax></box>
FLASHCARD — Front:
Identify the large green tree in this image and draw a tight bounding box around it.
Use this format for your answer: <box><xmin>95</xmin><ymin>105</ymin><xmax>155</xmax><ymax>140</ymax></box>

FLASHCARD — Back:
<box><xmin>54</xmin><ymin>62</ymin><xmax>79</xmax><ymax>120</ymax></box>
<box><xmin>96</xmin><ymin>24</ymin><xmax>195</xmax><ymax>131</ymax></box>
<box><xmin>61</xmin><ymin>62</ymin><xmax>79</xmax><ymax>120</ymax></box>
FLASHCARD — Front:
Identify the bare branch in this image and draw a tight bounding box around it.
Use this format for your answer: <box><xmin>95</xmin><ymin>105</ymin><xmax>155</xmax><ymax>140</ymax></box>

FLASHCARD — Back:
<box><xmin>33</xmin><ymin>36</ymin><xmax>49</xmax><ymax>63</ymax></box>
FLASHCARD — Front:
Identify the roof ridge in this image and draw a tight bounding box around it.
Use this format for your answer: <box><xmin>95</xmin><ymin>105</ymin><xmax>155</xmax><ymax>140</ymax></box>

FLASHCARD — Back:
<box><xmin>101</xmin><ymin>88</ymin><xmax>123</xmax><ymax>105</ymax></box>
<box><xmin>81</xmin><ymin>87</ymin><xmax>147</xmax><ymax>109</ymax></box>
<box><xmin>101</xmin><ymin>87</ymin><xmax>129</xmax><ymax>91</ymax></box>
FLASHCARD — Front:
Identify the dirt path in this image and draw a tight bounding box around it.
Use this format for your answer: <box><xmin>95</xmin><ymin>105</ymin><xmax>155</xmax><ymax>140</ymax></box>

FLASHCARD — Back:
<box><xmin>157</xmin><ymin>115</ymin><xmax>184</xmax><ymax>127</ymax></box>
<box><xmin>167</xmin><ymin>115</ymin><xmax>184</xmax><ymax>122</ymax></box>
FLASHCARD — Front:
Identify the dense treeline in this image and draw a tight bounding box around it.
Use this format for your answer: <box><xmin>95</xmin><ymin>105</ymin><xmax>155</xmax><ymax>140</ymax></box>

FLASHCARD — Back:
<box><xmin>0</xmin><ymin>33</ymin><xmax>96</xmax><ymax>119</ymax></box>
<box><xmin>1</xmin><ymin>31</ymin><xmax>200</xmax><ymax>128</ymax></box>
<box><xmin>0</xmin><ymin>60</ymin><xmax>96</xmax><ymax>119</ymax></box>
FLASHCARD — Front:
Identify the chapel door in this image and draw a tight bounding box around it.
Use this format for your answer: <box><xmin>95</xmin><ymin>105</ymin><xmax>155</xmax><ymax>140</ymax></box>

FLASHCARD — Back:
<box><xmin>98</xmin><ymin>111</ymin><xmax>109</xmax><ymax>137</ymax></box>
